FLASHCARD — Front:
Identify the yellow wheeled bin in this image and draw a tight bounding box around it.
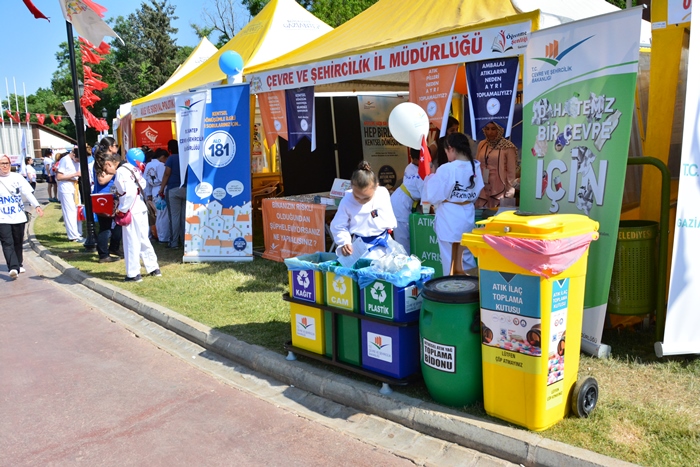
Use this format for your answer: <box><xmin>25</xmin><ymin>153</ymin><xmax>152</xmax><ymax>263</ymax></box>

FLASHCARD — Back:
<box><xmin>462</xmin><ymin>211</ymin><xmax>599</xmax><ymax>431</ymax></box>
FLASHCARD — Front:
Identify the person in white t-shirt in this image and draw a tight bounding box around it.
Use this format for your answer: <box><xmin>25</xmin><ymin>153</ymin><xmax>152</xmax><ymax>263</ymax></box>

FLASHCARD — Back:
<box><xmin>144</xmin><ymin>148</ymin><xmax>170</xmax><ymax>243</ymax></box>
<box><xmin>56</xmin><ymin>148</ymin><xmax>83</xmax><ymax>242</ymax></box>
<box><xmin>25</xmin><ymin>157</ymin><xmax>37</xmax><ymax>190</ymax></box>
<box><xmin>330</xmin><ymin>161</ymin><xmax>397</xmax><ymax>260</ymax></box>
<box><xmin>0</xmin><ymin>154</ymin><xmax>43</xmax><ymax>280</ymax></box>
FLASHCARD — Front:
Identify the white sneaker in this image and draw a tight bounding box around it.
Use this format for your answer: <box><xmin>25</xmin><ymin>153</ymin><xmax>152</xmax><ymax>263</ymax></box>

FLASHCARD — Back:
<box><xmin>9</xmin><ymin>269</ymin><xmax>18</xmax><ymax>280</ymax></box>
<box><xmin>19</xmin><ymin>267</ymin><xmax>26</xmax><ymax>273</ymax></box>
<box><xmin>72</xmin><ymin>237</ymin><xmax>85</xmax><ymax>243</ymax></box>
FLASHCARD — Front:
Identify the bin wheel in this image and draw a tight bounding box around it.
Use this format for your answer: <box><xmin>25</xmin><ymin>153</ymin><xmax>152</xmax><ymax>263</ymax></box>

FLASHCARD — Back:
<box><xmin>571</xmin><ymin>376</ymin><xmax>598</xmax><ymax>418</ymax></box>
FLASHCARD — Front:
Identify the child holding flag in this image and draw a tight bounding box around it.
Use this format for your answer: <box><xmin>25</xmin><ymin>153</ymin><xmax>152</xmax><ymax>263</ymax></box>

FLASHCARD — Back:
<box><xmin>422</xmin><ymin>132</ymin><xmax>484</xmax><ymax>276</ymax></box>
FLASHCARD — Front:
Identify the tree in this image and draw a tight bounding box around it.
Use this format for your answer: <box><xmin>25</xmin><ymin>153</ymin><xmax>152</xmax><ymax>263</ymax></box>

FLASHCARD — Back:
<box><xmin>191</xmin><ymin>0</ymin><xmax>238</xmax><ymax>48</ymax></box>
<box><xmin>110</xmin><ymin>0</ymin><xmax>181</xmax><ymax>103</ymax></box>
<box><xmin>310</xmin><ymin>0</ymin><xmax>377</xmax><ymax>27</ymax></box>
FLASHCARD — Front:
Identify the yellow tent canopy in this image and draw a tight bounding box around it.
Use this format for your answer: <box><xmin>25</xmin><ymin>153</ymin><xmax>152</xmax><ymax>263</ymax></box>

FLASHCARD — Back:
<box><xmin>152</xmin><ymin>37</ymin><xmax>218</xmax><ymax>94</ymax></box>
<box><xmin>245</xmin><ymin>0</ymin><xmax>540</xmax><ymax>92</ymax></box>
<box><xmin>131</xmin><ymin>0</ymin><xmax>332</xmax><ymax>117</ymax></box>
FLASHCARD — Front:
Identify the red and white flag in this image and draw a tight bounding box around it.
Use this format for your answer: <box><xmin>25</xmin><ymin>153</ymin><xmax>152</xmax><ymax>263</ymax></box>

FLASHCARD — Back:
<box><xmin>58</xmin><ymin>0</ymin><xmax>123</xmax><ymax>46</ymax></box>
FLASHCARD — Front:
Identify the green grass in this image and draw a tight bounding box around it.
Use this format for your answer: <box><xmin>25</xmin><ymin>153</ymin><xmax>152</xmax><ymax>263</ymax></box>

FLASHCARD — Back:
<box><xmin>33</xmin><ymin>203</ymin><xmax>700</xmax><ymax>466</ymax></box>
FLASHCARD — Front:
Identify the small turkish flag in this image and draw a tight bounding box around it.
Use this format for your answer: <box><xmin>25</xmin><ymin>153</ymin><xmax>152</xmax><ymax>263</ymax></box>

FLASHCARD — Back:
<box><xmin>418</xmin><ymin>135</ymin><xmax>432</xmax><ymax>179</ymax></box>
<box><xmin>37</xmin><ymin>114</ymin><xmax>45</xmax><ymax>125</ymax></box>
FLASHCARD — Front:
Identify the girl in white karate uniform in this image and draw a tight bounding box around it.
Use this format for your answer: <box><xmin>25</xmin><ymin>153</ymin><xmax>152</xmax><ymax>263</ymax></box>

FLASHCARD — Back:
<box><xmin>331</xmin><ymin>161</ymin><xmax>397</xmax><ymax>260</ymax></box>
<box><xmin>99</xmin><ymin>150</ymin><xmax>161</xmax><ymax>282</ymax></box>
<box><xmin>422</xmin><ymin>132</ymin><xmax>484</xmax><ymax>276</ymax></box>
<box><xmin>390</xmin><ymin>148</ymin><xmax>423</xmax><ymax>253</ymax></box>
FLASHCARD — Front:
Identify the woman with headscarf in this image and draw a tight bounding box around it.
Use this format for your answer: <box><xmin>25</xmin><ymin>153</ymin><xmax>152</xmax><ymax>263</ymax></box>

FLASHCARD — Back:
<box><xmin>474</xmin><ymin>121</ymin><xmax>518</xmax><ymax>209</ymax></box>
<box><xmin>0</xmin><ymin>154</ymin><xmax>43</xmax><ymax>280</ymax></box>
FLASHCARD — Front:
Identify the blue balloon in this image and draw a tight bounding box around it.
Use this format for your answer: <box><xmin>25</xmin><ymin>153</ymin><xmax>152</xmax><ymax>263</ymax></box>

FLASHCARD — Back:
<box><xmin>126</xmin><ymin>147</ymin><xmax>145</xmax><ymax>166</ymax></box>
<box><xmin>219</xmin><ymin>51</ymin><xmax>244</xmax><ymax>76</ymax></box>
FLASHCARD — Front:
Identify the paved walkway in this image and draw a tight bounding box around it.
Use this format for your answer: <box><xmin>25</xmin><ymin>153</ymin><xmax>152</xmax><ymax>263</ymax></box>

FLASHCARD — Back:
<box><xmin>1</xmin><ymin>260</ymin><xmax>416</xmax><ymax>466</ymax></box>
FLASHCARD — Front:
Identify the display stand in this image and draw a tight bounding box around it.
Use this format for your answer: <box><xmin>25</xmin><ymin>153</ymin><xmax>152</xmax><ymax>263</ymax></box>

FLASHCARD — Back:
<box><xmin>282</xmin><ymin>293</ymin><xmax>421</xmax><ymax>393</ymax></box>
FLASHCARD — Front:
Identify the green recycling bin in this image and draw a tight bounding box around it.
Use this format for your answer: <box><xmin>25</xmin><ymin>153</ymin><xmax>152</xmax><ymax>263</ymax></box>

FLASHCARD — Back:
<box><xmin>420</xmin><ymin>276</ymin><xmax>482</xmax><ymax>407</ymax></box>
<box><xmin>608</xmin><ymin>220</ymin><xmax>658</xmax><ymax>316</ymax></box>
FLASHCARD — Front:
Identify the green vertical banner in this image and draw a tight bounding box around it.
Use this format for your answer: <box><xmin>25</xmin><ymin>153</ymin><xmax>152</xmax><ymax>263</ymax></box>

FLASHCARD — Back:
<box><xmin>520</xmin><ymin>9</ymin><xmax>642</xmax><ymax>356</ymax></box>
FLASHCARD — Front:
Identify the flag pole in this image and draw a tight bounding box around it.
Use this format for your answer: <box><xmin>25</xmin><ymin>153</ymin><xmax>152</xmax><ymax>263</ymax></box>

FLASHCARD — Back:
<box><xmin>5</xmin><ymin>78</ymin><xmax>16</xmax><ymax>154</ymax></box>
<box><xmin>66</xmin><ymin>21</ymin><xmax>97</xmax><ymax>251</ymax></box>
<box><xmin>14</xmin><ymin>78</ymin><xmax>26</xmax><ymax>176</ymax></box>
<box><xmin>23</xmin><ymin>82</ymin><xmax>31</xmax><ymax>160</ymax></box>
<box><xmin>0</xmin><ymin>84</ymin><xmax>6</xmax><ymax>153</ymax></box>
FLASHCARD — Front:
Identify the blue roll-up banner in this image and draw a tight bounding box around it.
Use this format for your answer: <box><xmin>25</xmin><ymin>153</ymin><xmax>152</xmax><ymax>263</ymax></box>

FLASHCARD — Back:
<box><xmin>285</xmin><ymin>86</ymin><xmax>316</xmax><ymax>151</ymax></box>
<box><xmin>466</xmin><ymin>57</ymin><xmax>520</xmax><ymax>141</ymax></box>
<box><xmin>183</xmin><ymin>84</ymin><xmax>252</xmax><ymax>262</ymax></box>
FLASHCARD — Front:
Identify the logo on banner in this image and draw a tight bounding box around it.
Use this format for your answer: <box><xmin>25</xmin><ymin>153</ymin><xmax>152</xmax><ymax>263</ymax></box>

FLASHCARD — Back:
<box><xmin>250</xmin><ymin>77</ymin><xmax>263</xmax><ymax>93</ymax></box>
<box><xmin>203</xmin><ymin>130</ymin><xmax>237</xmax><ymax>168</ymax></box>
<box><xmin>234</xmin><ymin>237</ymin><xmax>246</xmax><ymax>251</ymax></box>
<box><xmin>179</xmin><ymin>98</ymin><xmax>204</xmax><ymax>114</ymax></box>
<box><xmin>533</xmin><ymin>36</ymin><xmax>594</xmax><ymax>67</ymax></box>
<box><xmin>140</xmin><ymin>125</ymin><xmax>159</xmax><ymax>143</ymax></box>
<box><xmin>491</xmin><ymin>30</ymin><xmax>528</xmax><ymax>54</ymax></box>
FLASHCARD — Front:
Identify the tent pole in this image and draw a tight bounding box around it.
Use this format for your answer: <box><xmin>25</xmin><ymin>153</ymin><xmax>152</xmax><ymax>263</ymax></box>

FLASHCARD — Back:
<box><xmin>330</xmin><ymin>97</ymin><xmax>340</xmax><ymax>178</ymax></box>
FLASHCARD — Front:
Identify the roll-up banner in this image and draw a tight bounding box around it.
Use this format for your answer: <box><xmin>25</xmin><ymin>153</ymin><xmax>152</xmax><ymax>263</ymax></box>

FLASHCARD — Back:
<box><xmin>466</xmin><ymin>57</ymin><xmax>519</xmax><ymax>141</ymax></box>
<box><xmin>658</xmin><ymin>13</ymin><xmax>700</xmax><ymax>357</ymax></box>
<box><xmin>286</xmin><ymin>87</ymin><xmax>316</xmax><ymax>151</ymax></box>
<box><xmin>182</xmin><ymin>84</ymin><xmax>253</xmax><ymax>262</ymax></box>
<box><xmin>520</xmin><ymin>8</ymin><xmax>643</xmax><ymax>357</ymax></box>
<box><xmin>258</xmin><ymin>90</ymin><xmax>288</xmax><ymax>148</ymax></box>
<box><xmin>174</xmin><ymin>91</ymin><xmax>207</xmax><ymax>188</ymax></box>
<box><xmin>357</xmin><ymin>95</ymin><xmax>409</xmax><ymax>189</ymax></box>
<box><xmin>409</xmin><ymin>64</ymin><xmax>459</xmax><ymax>137</ymax></box>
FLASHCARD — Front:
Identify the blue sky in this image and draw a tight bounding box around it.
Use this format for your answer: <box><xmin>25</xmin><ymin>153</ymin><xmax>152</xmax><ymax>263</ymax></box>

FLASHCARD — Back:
<box><xmin>1</xmin><ymin>1</ymin><xmax>249</xmax><ymax>96</ymax></box>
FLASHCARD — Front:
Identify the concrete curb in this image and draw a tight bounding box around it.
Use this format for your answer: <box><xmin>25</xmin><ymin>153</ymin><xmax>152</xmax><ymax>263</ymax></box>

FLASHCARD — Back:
<box><xmin>26</xmin><ymin>226</ymin><xmax>636</xmax><ymax>467</ymax></box>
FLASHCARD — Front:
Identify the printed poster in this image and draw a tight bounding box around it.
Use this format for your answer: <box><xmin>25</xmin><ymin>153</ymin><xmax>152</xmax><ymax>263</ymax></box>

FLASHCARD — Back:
<box><xmin>134</xmin><ymin>120</ymin><xmax>173</xmax><ymax>151</ymax></box>
<box><xmin>466</xmin><ymin>57</ymin><xmax>520</xmax><ymax>140</ymax></box>
<box><xmin>520</xmin><ymin>9</ymin><xmax>643</xmax><ymax>355</ymax></box>
<box><xmin>409</xmin><ymin>64</ymin><xmax>459</xmax><ymax>138</ymax></box>
<box><xmin>182</xmin><ymin>85</ymin><xmax>253</xmax><ymax>262</ymax></box>
<box><xmin>668</xmin><ymin>0</ymin><xmax>692</xmax><ymax>24</ymax></box>
<box><xmin>660</xmin><ymin>10</ymin><xmax>700</xmax><ymax>357</ymax></box>
<box><xmin>286</xmin><ymin>87</ymin><xmax>316</xmax><ymax>151</ymax></box>
<box><xmin>261</xmin><ymin>198</ymin><xmax>326</xmax><ymax>262</ymax></box>
<box><xmin>357</xmin><ymin>95</ymin><xmax>409</xmax><ymax>188</ymax></box>
<box><xmin>258</xmin><ymin>90</ymin><xmax>288</xmax><ymax>148</ymax></box>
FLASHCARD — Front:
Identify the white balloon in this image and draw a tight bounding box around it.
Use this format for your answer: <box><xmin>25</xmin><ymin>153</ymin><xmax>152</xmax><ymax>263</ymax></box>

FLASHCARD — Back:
<box><xmin>388</xmin><ymin>102</ymin><xmax>430</xmax><ymax>150</ymax></box>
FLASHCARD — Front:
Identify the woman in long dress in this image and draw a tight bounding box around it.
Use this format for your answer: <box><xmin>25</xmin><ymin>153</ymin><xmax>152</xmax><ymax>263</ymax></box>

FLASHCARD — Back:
<box><xmin>474</xmin><ymin>121</ymin><xmax>518</xmax><ymax>209</ymax></box>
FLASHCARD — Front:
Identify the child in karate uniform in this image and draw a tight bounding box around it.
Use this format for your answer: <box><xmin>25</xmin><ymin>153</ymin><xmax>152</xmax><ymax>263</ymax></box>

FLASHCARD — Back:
<box><xmin>98</xmin><ymin>150</ymin><xmax>161</xmax><ymax>282</ymax></box>
<box><xmin>422</xmin><ymin>132</ymin><xmax>484</xmax><ymax>276</ymax></box>
<box><xmin>331</xmin><ymin>161</ymin><xmax>397</xmax><ymax>260</ymax></box>
<box><xmin>390</xmin><ymin>149</ymin><xmax>423</xmax><ymax>253</ymax></box>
